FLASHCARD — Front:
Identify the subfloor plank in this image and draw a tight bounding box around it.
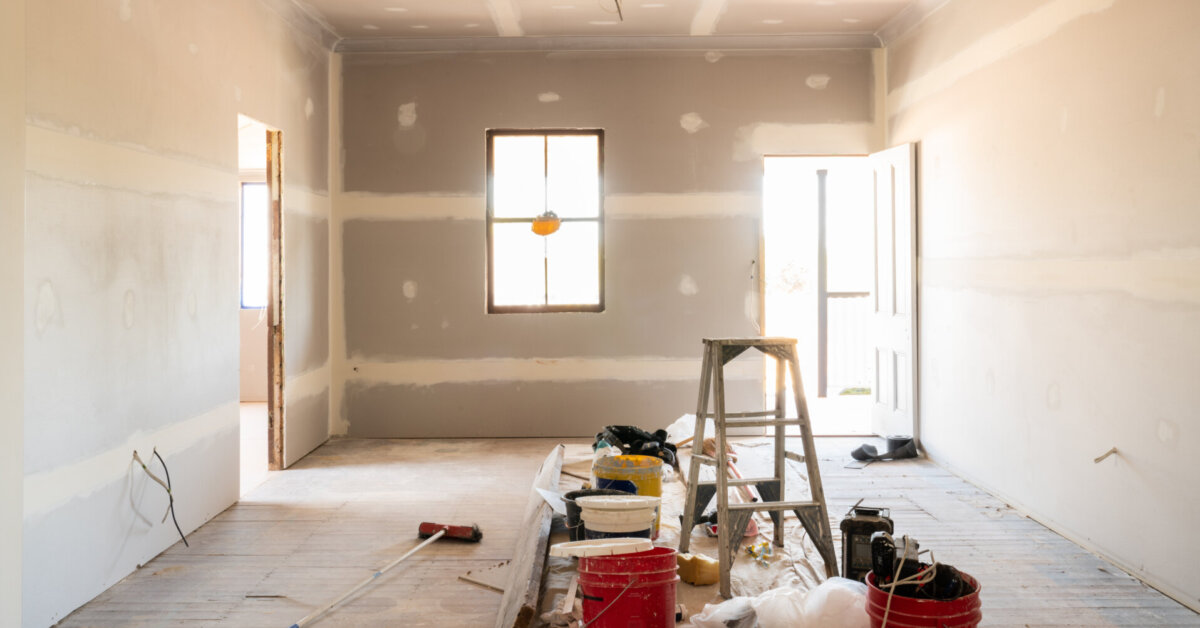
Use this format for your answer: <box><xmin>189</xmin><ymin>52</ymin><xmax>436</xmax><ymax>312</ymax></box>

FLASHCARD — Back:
<box><xmin>57</xmin><ymin>436</ymin><xmax>1199</xmax><ymax>627</ymax></box>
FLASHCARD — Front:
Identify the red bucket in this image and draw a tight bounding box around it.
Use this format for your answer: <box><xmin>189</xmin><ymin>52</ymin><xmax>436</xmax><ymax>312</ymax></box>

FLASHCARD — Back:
<box><xmin>578</xmin><ymin>546</ymin><xmax>678</xmax><ymax>628</ymax></box>
<box><xmin>865</xmin><ymin>572</ymin><xmax>982</xmax><ymax>628</ymax></box>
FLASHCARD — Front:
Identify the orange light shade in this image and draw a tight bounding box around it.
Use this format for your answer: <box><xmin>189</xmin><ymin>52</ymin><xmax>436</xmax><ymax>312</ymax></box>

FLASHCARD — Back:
<box><xmin>531</xmin><ymin>211</ymin><xmax>561</xmax><ymax>236</ymax></box>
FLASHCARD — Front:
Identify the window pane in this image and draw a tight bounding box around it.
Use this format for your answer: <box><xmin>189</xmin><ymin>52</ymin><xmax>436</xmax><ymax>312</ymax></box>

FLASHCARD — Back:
<box><xmin>493</xmin><ymin>223</ymin><xmax>547</xmax><ymax>306</ymax></box>
<box><xmin>241</xmin><ymin>182</ymin><xmax>269</xmax><ymax>309</ymax></box>
<box><xmin>493</xmin><ymin>135</ymin><xmax>546</xmax><ymax>219</ymax></box>
<box><xmin>546</xmin><ymin>222</ymin><xmax>600</xmax><ymax>306</ymax></box>
<box><xmin>547</xmin><ymin>135</ymin><xmax>599</xmax><ymax>219</ymax></box>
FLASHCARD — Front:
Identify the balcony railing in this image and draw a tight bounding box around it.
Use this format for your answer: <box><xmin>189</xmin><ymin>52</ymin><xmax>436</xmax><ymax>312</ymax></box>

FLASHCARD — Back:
<box><xmin>824</xmin><ymin>292</ymin><xmax>872</xmax><ymax>396</ymax></box>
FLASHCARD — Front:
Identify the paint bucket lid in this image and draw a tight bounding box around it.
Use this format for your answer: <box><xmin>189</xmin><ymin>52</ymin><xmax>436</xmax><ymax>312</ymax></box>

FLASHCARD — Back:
<box><xmin>576</xmin><ymin>495</ymin><xmax>660</xmax><ymax>511</ymax></box>
<box><xmin>550</xmin><ymin>538</ymin><xmax>653</xmax><ymax>558</ymax></box>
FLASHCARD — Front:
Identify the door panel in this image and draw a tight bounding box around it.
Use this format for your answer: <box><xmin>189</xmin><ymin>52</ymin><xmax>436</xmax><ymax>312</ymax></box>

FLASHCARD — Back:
<box><xmin>870</xmin><ymin>143</ymin><xmax>917</xmax><ymax>438</ymax></box>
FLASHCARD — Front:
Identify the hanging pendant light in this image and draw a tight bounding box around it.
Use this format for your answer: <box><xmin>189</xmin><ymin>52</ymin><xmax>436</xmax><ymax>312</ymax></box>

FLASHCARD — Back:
<box><xmin>531</xmin><ymin>210</ymin><xmax>561</xmax><ymax>236</ymax></box>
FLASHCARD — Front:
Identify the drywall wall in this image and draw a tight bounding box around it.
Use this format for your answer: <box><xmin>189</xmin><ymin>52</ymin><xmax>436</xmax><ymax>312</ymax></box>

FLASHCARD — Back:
<box><xmin>1</xmin><ymin>0</ymin><xmax>25</xmax><ymax>624</ymax></box>
<box><xmin>283</xmin><ymin>205</ymin><xmax>331</xmax><ymax>466</ymax></box>
<box><xmin>335</xmin><ymin>49</ymin><xmax>882</xmax><ymax>437</ymax></box>
<box><xmin>21</xmin><ymin>0</ymin><xmax>333</xmax><ymax>624</ymax></box>
<box><xmin>888</xmin><ymin>0</ymin><xmax>1200</xmax><ymax>611</ymax></box>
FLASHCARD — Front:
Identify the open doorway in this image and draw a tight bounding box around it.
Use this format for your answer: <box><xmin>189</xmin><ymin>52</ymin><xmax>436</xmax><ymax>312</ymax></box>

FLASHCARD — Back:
<box><xmin>763</xmin><ymin>156</ymin><xmax>874</xmax><ymax>435</ymax></box>
<box><xmin>762</xmin><ymin>146</ymin><xmax>918</xmax><ymax>439</ymax></box>
<box><xmin>237</xmin><ymin>115</ymin><xmax>283</xmax><ymax>495</ymax></box>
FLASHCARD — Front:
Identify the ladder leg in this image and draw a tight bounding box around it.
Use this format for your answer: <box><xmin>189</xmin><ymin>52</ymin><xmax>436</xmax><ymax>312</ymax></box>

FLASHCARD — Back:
<box><xmin>713</xmin><ymin>342</ymin><xmax>733</xmax><ymax>598</ymax></box>
<box><xmin>788</xmin><ymin>349</ymin><xmax>839</xmax><ymax>578</ymax></box>
<box><xmin>773</xmin><ymin>353</ymin><xmax>787</xmax><ymax>548</ymax></box>
<box><xmin>679</xmin><ymin>341</ymin><xmax>714</xmax><ymax>554</ymax></box>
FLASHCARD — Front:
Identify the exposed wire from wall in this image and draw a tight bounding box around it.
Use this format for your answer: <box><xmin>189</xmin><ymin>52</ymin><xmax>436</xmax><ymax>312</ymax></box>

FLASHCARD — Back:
<box><xmin>597</xmin><ymin>0</ymin><xmax>624</xmax><ymax>21</ymax></box>
<box><xmin>132</xmin><ymin>449</ymin><xmax>189</xmax><ymax>548</ymax></box>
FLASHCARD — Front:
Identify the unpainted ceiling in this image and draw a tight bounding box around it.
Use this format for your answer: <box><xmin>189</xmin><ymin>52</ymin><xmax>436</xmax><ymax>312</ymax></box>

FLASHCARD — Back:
<box><xmin>299</xmin><ymin>0</ymin><xmax>919</xmax><ymax>43</ymax></box>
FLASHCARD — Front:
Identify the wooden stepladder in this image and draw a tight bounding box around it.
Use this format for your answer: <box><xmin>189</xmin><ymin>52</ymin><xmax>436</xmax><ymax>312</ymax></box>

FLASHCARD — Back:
<box><xmin>678</xmin><ymin>337</ymin><xmax>839</xmax><ymax>597</ymax></box>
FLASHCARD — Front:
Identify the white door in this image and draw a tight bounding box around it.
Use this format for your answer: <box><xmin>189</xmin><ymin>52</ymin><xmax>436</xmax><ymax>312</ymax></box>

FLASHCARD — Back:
<box><xmin>870</xmin><ymin>143</ymin><xmax>917</xmax><ymax>439</ymax></box>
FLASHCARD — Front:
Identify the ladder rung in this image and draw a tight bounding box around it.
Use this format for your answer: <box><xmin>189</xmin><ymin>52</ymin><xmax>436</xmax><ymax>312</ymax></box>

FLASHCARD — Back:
<box><xmin>699</xmin><ymin>410</ymin><xmax>780</xmax><ymax>419</ymax></box>
<box><xmin>785</xmin><ymin>451</ymin><xmax>805</xmax><ymax>463</ymax></box>
<box><xmin>727</xmin><ymin>500</ymin><xmax>822</xmax><ymax>512</ymax></box>
<box><xmin>724</xmin><ymin>418</ymin><xmax>806</xmax><ymax>428</ymax></box>
<box><xmin>691</xmin><ymin>454</ymin><xmax>716</xmax><ymax>465</ymax></box>
<box><xmin>697</xmin><ymin>476</ymin><xmax>780</xmax><ymax>487</ymax></box>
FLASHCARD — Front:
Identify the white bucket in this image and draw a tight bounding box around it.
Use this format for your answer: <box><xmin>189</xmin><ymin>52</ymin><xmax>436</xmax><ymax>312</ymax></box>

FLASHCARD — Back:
<box><xmin>578</xmin><ymin>495</ymin><xmax>660</xmax><ymax>537</ymax></box>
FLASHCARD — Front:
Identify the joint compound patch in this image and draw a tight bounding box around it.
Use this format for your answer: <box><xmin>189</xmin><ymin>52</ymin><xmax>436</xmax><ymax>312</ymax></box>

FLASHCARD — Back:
<box><xmin>118</xmin><ymin>0</ymin><xmax>132</xmax><ymax>21</ymax></box>
<box><xmin>680</xmin><ymin>112</ymin><xmax>708</xmax><ymax>134</ymax></box>
<box><xmin>393</xmin><ymin>103</ymin><xmax>427</xmax><ymax>154</ymax></box>
<box><xmin>538</xmin><ymin>92</ymin><xmax>561</xmax><ymax>103</ymax></box>
<box><xmin>678</xmin><ymin>274</ymin><xmax>698</xmax><ymax>295</ymax></box>
<box><xmin>397</xmin><ymin>102</ymin><xmax>418</xmax><ymax>128</ymax></box>
<box><xmin>402</xmin><ymin>280</ymin><xmax>418</xmax><ymax>301</ymax></box>
<box><xmin>34</xmin><ymin>281</ymin><xmax>60</xmax><ymax>334</ymax></box>
<box><xmin>1157</xmin><ymin>419</ymin><xmax>1178</xmax><ymax>447</ymax></box>
<box><xmin>704</xmin><ymin>51</ymin><xmax>724</xmax><ymax>63</ymax></box>
<box><xmin>805</xmin><ymin>74</ymin><xmax>831</xmax><ymax>90</ymax></box>
<box><xmin>305</xmin><ymin>98</ymin><xmax>315</xmax><ymax>119</ymax></box>
<box><xmin>123</xmin><ymin>290</ymin><xmax>136</xmax><ymax>329</ymax></box>
<box><xmin>1045</xmin><ymin>382</ymin><xmax>1060</xmax><ymax>410</ymax></box>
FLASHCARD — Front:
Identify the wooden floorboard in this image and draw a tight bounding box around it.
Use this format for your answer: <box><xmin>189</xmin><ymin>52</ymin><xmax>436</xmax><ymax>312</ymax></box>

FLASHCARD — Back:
<box><xmin>57</xmin><ymin>436</ymin><xmax>1199</xmax><ymax>627</ymax></box>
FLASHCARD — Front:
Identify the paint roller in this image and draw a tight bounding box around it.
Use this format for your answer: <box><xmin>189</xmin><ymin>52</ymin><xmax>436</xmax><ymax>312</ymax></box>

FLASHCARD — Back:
<box><xmin>287</xmin><ymin>521</ymin><xmax>482</xmax><ymax>628</ymax></box>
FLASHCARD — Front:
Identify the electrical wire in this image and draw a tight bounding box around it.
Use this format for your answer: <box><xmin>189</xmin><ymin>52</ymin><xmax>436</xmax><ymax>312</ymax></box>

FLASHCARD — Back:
<box><xmin>132</xmin><ymin>449</ymin><xmax>189</xmax><ymax>548</ymax></box>
<box><xmin>878</xmin><ymin>533</ymin><xmax>937</xmax><ymax>627</ymax></box>
<box><xmin>153</xmin><ymin>448</ymin><xmax>189</xmax><ymax>548</ymax></box>
<box><xmin>597</xmin><ymin>0</ymin><xmax>624</xmax><ymax>20</ymax></box>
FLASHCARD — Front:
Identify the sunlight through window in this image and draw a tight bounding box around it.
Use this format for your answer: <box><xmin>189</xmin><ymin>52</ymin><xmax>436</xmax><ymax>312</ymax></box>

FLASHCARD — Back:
<box><xmin>487</xmin><ymin>130</ymin><xmax>604</xmax><ymax>312</ymax></box>
<box><xmin>240</xmin><ymin>182</ymin><xmax>269</xmax><ymax>309</ymax></box>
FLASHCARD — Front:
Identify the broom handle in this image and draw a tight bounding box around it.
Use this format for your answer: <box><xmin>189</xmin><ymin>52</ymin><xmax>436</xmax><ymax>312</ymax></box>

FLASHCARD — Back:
<box><xmin>289</xmin><ymin>529</ymin><xmax>447</xmax><ymax>628</ymax></box>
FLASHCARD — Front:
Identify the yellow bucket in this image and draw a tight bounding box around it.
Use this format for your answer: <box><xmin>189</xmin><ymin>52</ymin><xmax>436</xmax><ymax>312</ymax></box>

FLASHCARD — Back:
<box><xmin>593</xmin><ymin>455</ymin><xmax>664</xmax><ymax>535</ymax></box>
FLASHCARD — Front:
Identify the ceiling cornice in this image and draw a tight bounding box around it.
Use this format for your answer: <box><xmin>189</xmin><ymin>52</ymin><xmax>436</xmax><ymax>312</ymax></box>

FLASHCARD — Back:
<box><xmin>335</xmin><ymin>33</ymin><xmax>883</xmax><ymax>54</ymax></box>
<box><xmin>261</xmin><ymin>0</ymin><xmax>342</xmax><ymax>51</ymax></box>
<box><xmin>875</xmin><ymin>0</ymin><xmax>951</xmax><ymax>46</ymax></box>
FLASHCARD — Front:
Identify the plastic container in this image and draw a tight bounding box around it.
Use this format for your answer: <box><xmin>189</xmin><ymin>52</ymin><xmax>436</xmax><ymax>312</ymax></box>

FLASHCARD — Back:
<box><xmin>578</xmin><ymin>546</ymin><xmax>679</xmax><ymax>628</ymax></box>
<box><xmin>865</xmin><ymin>571</ymin><xmax>982</xmax><ymax>628</ymax></box>
<box><xmin>578</xmin><ymin>495</ymin><xmax>660</xmax><ymax>541</ymax></box>
<box><xmin>564</xmin><ymin>489</ymin><xmax>629</xmax><ymax>541</ymax></box>
<box><xmin>550</xmin><ymin>538</ymin><xmax>653</xmax><ymax>559</ymax></box>
<box><xmin>593</xmin><ymin>455</ymin><xmax>664</xmax><ymax>533</ymax></box>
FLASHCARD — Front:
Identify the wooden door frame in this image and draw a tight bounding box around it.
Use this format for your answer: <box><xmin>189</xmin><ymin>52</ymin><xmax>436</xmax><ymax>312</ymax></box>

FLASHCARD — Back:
<box><xmin>265</xmin><ymin>129</ymin><xmax>285</xmax><ymax>470</ymax></box>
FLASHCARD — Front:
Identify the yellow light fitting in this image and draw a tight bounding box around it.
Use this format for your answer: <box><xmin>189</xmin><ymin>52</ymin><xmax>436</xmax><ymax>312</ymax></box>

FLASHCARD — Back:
<box><xmin>531</xmin><ymin>210</ymin><xmax>561</xmax><ymax>236</ymax></box>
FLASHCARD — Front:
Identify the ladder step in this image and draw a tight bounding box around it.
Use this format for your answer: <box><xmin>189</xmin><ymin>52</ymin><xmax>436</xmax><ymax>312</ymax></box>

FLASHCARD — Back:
<box><xmin>723</xmin><ymin>418</ymin><xmax>807</xmax><ymax>428</ymax></box>
<box><xmin>727</xmin><ymin>500</ymin><xmax>823</xmax><ymax>512</ymax></box>
<box><xmin>691</xmin><ymin>451</ymin><xmax>805</xmax><ymax>465</ymax></box>
<box><xmin>697</xmin><ymin>476</ymin><xmax>780</xmax><ymax>487</ymax></box>
<box><xmin>699</xmin><ymin>410</ymin><xmax>780</xmax><ymax>419</ymax></box>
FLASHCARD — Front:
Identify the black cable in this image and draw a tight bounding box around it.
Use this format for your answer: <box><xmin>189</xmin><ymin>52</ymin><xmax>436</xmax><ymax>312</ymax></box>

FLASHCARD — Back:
<box><xmin>153</xmin><ymin>449</ymin><xmax>189</xmax><ymax>548</ymax></box>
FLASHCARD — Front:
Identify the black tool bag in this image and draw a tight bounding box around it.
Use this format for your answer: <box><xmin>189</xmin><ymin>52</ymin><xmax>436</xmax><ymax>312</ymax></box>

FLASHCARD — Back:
<box><xmin>593</xmin><ymin>425</ymin><xmax>678</xmax><ymax>467</ymax></box>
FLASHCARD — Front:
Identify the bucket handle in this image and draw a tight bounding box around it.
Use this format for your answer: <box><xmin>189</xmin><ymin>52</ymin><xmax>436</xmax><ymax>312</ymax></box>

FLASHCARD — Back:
<box><xmin>581</xmin><ymin>576</ymin><xmax>639</xmax><ymax>628</ymax></box>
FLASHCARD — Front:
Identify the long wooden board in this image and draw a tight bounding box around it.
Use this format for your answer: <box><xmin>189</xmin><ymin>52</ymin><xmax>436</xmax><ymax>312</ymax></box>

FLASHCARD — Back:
<box><xmin>495</xmin><ymin>444</ymin><xmax>564</xmax><ymax>628</ymax></box>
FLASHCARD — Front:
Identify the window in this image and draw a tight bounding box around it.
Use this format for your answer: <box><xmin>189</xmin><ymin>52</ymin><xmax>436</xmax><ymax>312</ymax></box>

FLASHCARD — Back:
<box><xmin>487</xmin><ymin>129</ymin><xmax>604</xmax><ymax>313</ymax></box>
<box><xmin>240</xmin><ymin>181</ymin><xmax>269</xmax><ymax>309</ymax></box>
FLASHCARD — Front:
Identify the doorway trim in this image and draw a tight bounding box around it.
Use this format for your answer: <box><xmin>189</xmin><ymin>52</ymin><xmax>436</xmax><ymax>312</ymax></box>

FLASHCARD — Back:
<box><xmin>265</xmin><ymin>129</ymin><xmax>286</xmax><ymax>470</ymax></box>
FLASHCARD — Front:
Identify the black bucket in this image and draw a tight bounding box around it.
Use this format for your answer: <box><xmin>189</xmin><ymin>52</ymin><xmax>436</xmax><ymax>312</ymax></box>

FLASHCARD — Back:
<box><xmin>564</xmin><ymin>488</ymin><xmax>628</xmax><ymax>541</ymax></box>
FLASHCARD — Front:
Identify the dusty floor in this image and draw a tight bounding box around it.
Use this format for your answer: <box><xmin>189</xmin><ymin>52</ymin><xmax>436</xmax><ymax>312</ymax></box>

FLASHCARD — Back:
<box><xmin>60</xmin><ymin>436</ymin><xmax>1200</xmax><ymax>627</ymax></box>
